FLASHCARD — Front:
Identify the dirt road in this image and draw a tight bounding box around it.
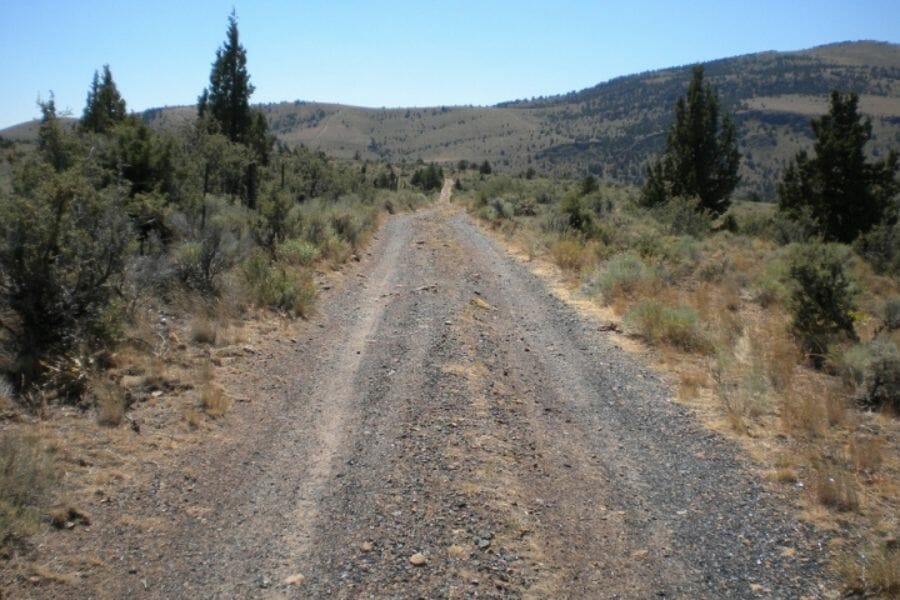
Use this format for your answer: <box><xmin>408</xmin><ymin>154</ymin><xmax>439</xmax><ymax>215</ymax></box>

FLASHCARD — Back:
<box><xmin>20</xmin><ymin>184</ymin><xmax>829</xmax><ymax>598</ymax></box>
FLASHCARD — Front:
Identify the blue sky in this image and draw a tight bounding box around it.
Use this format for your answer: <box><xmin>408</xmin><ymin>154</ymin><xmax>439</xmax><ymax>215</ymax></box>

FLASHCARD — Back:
<box><xmin>1</xmin><ymin>0</ymin><xmax>898</xmax><ymax>128</ymax></box>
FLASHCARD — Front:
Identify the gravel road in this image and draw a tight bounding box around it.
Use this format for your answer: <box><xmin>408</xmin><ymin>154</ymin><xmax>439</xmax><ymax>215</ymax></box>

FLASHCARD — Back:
<box><xmin>15</xmin><ymin>189</ymin><xmax>831</xmax><ymax>598</ymax></box>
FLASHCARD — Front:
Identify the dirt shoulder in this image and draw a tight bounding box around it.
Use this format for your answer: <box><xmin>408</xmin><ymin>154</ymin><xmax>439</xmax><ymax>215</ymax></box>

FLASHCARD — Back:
<box><xmin>2</xmin><ymin>193</ymin><xmax>833</xmax><ymax>598</ymax></box>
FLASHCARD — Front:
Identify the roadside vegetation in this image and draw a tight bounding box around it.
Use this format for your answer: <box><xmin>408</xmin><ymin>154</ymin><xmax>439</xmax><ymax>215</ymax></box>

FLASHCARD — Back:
<box><xmin>0</xmin><ymin>11</ymin><xmax>435</xmax><ymax>555</ymax></box>
<box><xmin>461</xmin><ymin>71</ymin><xmax>898</xmax><ymax>597</ymax></box>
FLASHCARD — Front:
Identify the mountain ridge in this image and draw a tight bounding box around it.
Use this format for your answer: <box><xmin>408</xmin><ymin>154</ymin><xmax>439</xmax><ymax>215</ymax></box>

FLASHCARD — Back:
<box><xmin>4</xmin><ymin>40</ymin><xmax>899</xmax><ymax>198</ymax></box>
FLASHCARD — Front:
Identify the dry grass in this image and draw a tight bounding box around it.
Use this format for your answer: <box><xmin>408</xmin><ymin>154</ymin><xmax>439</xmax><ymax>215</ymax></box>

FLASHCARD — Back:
<box><xmin>93</xmin><ymin>379</ymin><xmax>126</xmax><ymax>427</ymax></box>
<box><xmin>550</xmin><ymin>239</ymin><xmax>592</xmax><ymax>273</ymax></box>
<box><xmin>190</xmin><ymin>317</ymin><xmax>219</xmax><ymax>346</ymax></box>
<box><xmin>812</xmin><ymin>459</ymin><xmax>860</xmax><ymax>512</ymax></box>
<box><xmin>838</xmin><ymin>542</ymin><xmax>900</xmax><ymax>596</ymax></box>
<box><xmin>199</xmin><ymin>361</ymin><xmax>228</xmax><ymax>418</ymax></box>
<box><xmin>0</xmin><ymin>430</ymin><xmax>56</xmax><ymax>546</ymax></box>
<box><xmin>677</xmin><ymin>368</ymin><xmax>709</xmax><ymax>400</ymax></box>
<box><xmin>847</xmin><ymin>434</ymin><xmax>884</xmax><ymax>474</ymax></box>
<box><xmin>771</xmin><ymin>453</ymin><xmax>800</xmax><ymax>483</ymax></box>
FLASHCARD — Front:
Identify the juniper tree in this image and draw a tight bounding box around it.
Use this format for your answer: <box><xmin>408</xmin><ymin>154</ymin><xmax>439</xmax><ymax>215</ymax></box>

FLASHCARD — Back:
<box><xmin>198</xmin><ymin>11</ymin><xmax>269</xmax><ymax>160</ymax></box>
<box><xmin>81</xmin><ymin>65</ymin><xmax>127</xmax><ymax>134</ymax></box>
<box><xmin>779</xmin><ymin>91</ymin><xmax>899</xmax><ymax>243</ymax></box>
<box><xmin>642</xmin><ymin>66</ymin><xmax>740</xmax><ymax>215</ymax></box>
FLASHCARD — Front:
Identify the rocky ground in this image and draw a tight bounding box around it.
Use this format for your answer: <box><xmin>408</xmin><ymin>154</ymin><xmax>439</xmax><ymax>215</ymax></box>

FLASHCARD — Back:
<box><xmin>2</xmin><ymin>190</ymin><xmax>833</xmax><ymax>598</ymax></box>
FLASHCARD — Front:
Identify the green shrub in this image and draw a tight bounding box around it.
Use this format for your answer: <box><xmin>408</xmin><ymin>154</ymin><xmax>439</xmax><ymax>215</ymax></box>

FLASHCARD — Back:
<box><xmin>0</xmin><ymin>170</ymin><xmax>133</xmax><ymax>386</ymax></box>
<box><xmin>589</xmin><ymin>252</ymin><xmax>654</xmax><ymax>304</ymax></box>
<box><xmin>489</xmin><ymin>197</ymin><xmax>515</xmax><ymax>220</ymax></box>
<box><xmin>478</xmin><ymin>205</ymin><xmax>498</xmax><ymax>222</ymax></box>
<box><xmin>839</xmin><ymin>339</ymin><xmax>900</xmax><ymax>412</ymax></box>
<box><xmin>321</xmin><ymin>236</ymin><xmax>352</xmax><ymax>264</ymax></box>
<box><xmin>787</xmin><ymin>243</ymin><xmax>858</xmax><ymax>368</ymax></box>
<box><xmin>173</xmin><ymin>223</ymin><xmax>238</xmax><ymax>295</ymax></box>
<box><xmin>652</xmin><ymin>196</ymin><xmax>712</xmax><ymax>238</ymax></box>
<box><xmin>276</xmin><ymin>238</ymin><xmax>319</xmax><ymax>266</ymax></box>
<box><xmin>880</xmin><ymin>298</ymin><xmax>900</xmax><ymax>332</ymax></box>
<box><xmin>854</xmin><ymin>222</ymin><xmax>900</xmax><ymax>276</ymax></box>
<box><xmin>0</xmin><ymin>431</ymin><xmax>55</xmax><ymax>547</ymax></box>
<box><xmin>240</xmin><ymin>249</ymin><xmax>317</xmax><ymax>317</ymax></box>
<box><xmin>624</xmin><ymin>299</ymin><xmax>710</xmax><ymax>352</ymax></box>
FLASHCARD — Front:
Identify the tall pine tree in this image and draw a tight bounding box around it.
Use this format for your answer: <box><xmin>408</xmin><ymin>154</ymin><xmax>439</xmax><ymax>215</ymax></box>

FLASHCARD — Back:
<box><xmin>642</xmin><ymin>66</ymin><xmax>740</xmax><ymax>215</ymax></box>
<box><xmin>779</xmin><ymin>91</ymin><xmax>899</xmax><ymax>243</ymax></box>
<box><xmin>81</xmin><ymin>65</ymin><xmax>127</xmax><ymax>134</ymax></box>
<box><xmin>199</xmin><ymin>12</ymin><xmax>263</xmax><ymax>151</ymax></box>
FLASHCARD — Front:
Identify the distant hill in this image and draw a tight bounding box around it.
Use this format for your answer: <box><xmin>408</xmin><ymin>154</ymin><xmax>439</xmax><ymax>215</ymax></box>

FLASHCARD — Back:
<box><xmin>4</xmin><ymin>41</ymin><xmax>899</xmax><ymax>199</ymax></box>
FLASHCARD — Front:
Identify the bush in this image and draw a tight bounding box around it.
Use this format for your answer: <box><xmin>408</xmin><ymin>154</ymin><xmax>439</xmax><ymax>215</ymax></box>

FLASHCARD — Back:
<box><xmin>840</xmin><ymin>339</ymin><xmax>900</xmax><ymax>412</ymax></box>
<box><xmin>854</xmin><ymin>222</ymin><xmax>900</xmax><ymax>276</ymax></box>
<box><xmin>276</xmin><ymin>238</ymin><xmax>319</xmax><ymax>266</ymax></box>
<box><xmin>624</xmin><ymin>299</ymin><xmax>710</xmax><ymax>352</ymax></box>
<box><xmin>0</xmin><ymin>431</ymin><xmax>55</xmax><ymax>547</ymax></box>
<box><xmin>173</xmin><ymin>224</ymin><xmax>238</xmax><ymax>295</ymax></box>
<box><xmin>880</xmin><ymin>298</ymin><xmax>900</xmax><ymax>332</ymax></box>
<box><xmin>589</xmin><ymin>252</ymin><xmax>654</xmax><ymax>304</ymax></box>
<box><xmin>241</xmin><ymin>250</ymin><xmax>317</xmax><ymax>316</ymax></box>
<box><xmin>652</xmin><ymin>196</ymin><xmax>712</xmax><ymax>238</ymax></box>
<box><xmin>0</xmin><ymin>170</ymin><xmax>133</xmax><ymax>387</ymax></box>
<box><xmin>786</xmin><ymin>243</ymin><xmax>858</xmax><ymax>368</ymax></box>
<box><xmin>550</xmin><ymin>239</ymin><xmax>589</xmax><ymax>272</ymax></box>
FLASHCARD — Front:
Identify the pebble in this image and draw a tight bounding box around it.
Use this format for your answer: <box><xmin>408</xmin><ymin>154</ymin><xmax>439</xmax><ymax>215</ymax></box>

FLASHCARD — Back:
<box><xmin>409</xmin><ymin>553</ymin><xmax>428</xmax><ymax>566</ymax></box>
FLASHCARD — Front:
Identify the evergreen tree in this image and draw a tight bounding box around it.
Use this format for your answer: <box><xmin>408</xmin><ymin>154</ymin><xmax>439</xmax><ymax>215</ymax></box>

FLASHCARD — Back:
<box><xmin>479</xmin><ymin>160</ymin><xmax>492</xmax><ymax>175</ymax></box>
<box><xmin>81</xmin><ymin>65</ymin><xmax>127</xmax><ymax>134</ymax></box>
<box><xmin>642</xmin><ymin>66</ymin><xmax>740</xmax><ymax>215</ymax></box>
<box><xmin>198</xmin><ymin>11</ymin><xmax>266</xmax><ymax>155</ymax></box>
<box><xmin>37</xmin><ymin>94</ymin><xmax>75</xmax><ymax>172</ymax></box>
<box><xmin>779</xmin><ymin>91</ymin><xmax>899</xmax><ymax>243</ymax></box>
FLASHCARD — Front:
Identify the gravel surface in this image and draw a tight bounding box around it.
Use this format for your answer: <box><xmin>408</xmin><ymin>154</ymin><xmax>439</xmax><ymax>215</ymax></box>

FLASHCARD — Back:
<box><xmin>8</xmin><ymin>192</ymin><xmax>832</xmax><ymax>598</ymax></box>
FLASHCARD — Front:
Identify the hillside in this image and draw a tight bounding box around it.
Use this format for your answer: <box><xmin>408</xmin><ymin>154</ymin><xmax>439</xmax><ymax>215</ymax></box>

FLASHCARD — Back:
<box><xmin>4</xmin><ymin>41</ymin><xmax>899</xmax><ymax>198</ymax></box>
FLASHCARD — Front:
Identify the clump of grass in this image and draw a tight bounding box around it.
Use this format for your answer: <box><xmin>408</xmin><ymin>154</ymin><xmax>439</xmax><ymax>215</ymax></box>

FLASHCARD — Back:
<box><xmin>749</xmin><ymin>318</ymin><xmax>800</xmax><ymax>393</ymax></box>
<box><xmin>812</xmin><ymin>459</ymin><xmax>860</xmax><ymax>512</ymax></box>
<box><xmin>190</xmin><ymin>317</ymin><xmax>218</xmax><ymax>346</ymax></box>
<box><xmin>838</xmin><ymin>542</ymin><xmax>900</xmax><ymax>597</ymax></box>
<box><xmin>780</xmin><ymin>378</ymin><xmax>847</xmax><ymax>436</ymax></box>
<box><xmin>0</xmin><ymin>431</ymin><xmax>56</xmax><ymax>547</ymax></box>
<box><xmin>199</xmin><ymin>362</ymin><xmax>228</xmax><ymax>418</ymax></box>
<box><xmin>677</xmin><ymin>368</ymin><xmax>709</xmax><ymax>400</ymax></box>
<box><xmin>772</xmin><ymin>453</ymin><xmax>799</xmax><ymax>483</ymax></box>
<box><xmin>93</xmin><ymin>379</ymin><xmax>126</xmax><ymax>427</ymax></box>
<box><xmin>624</xmin><ymin>299</ymin><xmax>711</xmax><ymax>353</ymax></box>
<box><xmin>847</xmin><ymin>435</ymin><xmax>883</xmax><ymax>474</ymax></box>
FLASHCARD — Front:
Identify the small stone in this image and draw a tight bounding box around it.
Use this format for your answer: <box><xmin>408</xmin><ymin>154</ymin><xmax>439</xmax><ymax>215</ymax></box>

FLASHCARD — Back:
<box><xmin>477</xmin><ymin>538</ymin><xmax>491</xmax><ymax>550</ymax></box>
<box><xmin>361</xmin><ymin>541</ymin><xmax>374</xmax><ymax>552</ymax></box>
<box><xmin>283</xmin><ymin>574</ymin><xmax>305</xmax><ymax>586</ymax></box>
<box><xmin>409</xmin><ymin>553</ymin><xmax>427</xmax><ymax>566</ymax></box>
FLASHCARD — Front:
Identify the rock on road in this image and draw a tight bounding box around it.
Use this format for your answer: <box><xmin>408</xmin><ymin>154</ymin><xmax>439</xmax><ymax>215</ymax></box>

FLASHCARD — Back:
<box><xmin>30</xmin><ymin>183</ymin><xmax>829</xmax><ymax>598</ymax></box>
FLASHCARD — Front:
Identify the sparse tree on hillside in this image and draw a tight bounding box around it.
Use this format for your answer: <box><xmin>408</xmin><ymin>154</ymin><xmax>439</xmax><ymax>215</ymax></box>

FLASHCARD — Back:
<box><xmin>479</xmin><ymin>160</ymin><xmax>492</xmax><ymax>175</ymax></box>
<box><xmin>779</xmin><ymin>91</ymin><xmax>899</xmax><ymax>243</ymax></box>
<box><xmin>642</xmin><ymin>66</ymin><xmax>740</xmax><ymax>215</ymax></box>
<box><xmin>81</xmin><ymin>65</ymin><xmax>127</xmax><ymax>134</ymax></box>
